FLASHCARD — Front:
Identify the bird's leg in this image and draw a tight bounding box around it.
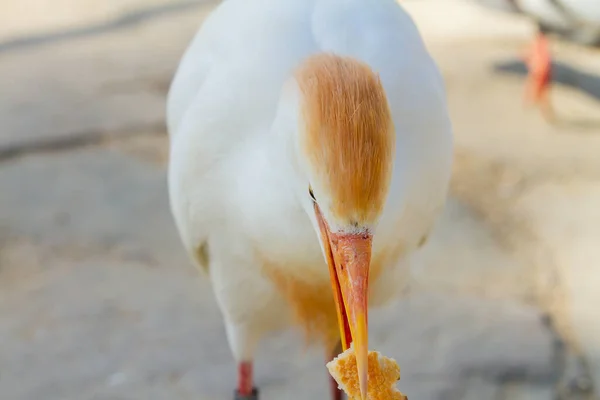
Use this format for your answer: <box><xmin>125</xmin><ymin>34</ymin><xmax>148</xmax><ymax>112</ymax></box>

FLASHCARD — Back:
<box><xmin>223</xmin><ymin>320</ymin><xmax>260</xmax><ymax>400</ymax></box>
<box><xmin>234</xmin><ymin>361</ymin><xmax>258</xmax><ymax>400</ymax></box>
<box><xmin>330</xmin><ymin>374</ymin><xmax>344</xmax><ymax>400</ymax></box>
<box><xmin>328</xmin><ymin>340</ymin><xmax>345</xmax><ymax>400</ymax></box>
<box><xmin>523</xmin><ymin>30</ymin><xmax>555</xmax><ymax>121</ymax></box>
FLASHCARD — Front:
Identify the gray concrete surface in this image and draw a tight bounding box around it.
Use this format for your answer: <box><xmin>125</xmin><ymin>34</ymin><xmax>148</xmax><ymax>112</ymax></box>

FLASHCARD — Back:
<box><xmin>1</xmin><ymin>0</ymin><xmax>600</xmax><ymax>399</ymax></box>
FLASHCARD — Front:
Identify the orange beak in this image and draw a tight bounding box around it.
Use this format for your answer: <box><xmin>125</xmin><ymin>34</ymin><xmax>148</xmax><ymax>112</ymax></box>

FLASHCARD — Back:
<box><xmin>315</xmin><ymin>204</ymin><xmax>371</xmax><ymax>400</ymax></box>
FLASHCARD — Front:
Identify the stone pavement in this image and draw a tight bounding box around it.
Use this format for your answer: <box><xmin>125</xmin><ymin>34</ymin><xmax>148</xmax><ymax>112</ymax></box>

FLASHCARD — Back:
<box><xmin>1</xmin><ymin>0</ymin><xmax>600</xmax><ymax>399</ymax></box>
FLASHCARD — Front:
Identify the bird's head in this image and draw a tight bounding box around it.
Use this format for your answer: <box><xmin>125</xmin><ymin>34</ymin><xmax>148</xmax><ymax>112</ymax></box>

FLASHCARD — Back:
<box><xmin>290</xmin><ymin>53</ymin><xmax>396</xmax><ymax>399</ymax></box>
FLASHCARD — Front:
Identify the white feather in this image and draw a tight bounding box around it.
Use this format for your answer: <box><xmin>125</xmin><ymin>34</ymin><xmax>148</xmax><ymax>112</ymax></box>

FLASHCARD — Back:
<box><xmin>167</xmin><ymin>0</ymin><xmax>453</xmax><ymax>362</ymax></box>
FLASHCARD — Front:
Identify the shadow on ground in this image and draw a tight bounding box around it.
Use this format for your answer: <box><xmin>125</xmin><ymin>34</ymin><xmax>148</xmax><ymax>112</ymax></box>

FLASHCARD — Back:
<box><xmin>493</xmin><ymin>58</ymin><xmax>600</xmax><ymax>130</ymax></box>
<box><xmin>0</xmin><ymin>0</ymin><xmax>209</xmax><ymax>54</ymax></box>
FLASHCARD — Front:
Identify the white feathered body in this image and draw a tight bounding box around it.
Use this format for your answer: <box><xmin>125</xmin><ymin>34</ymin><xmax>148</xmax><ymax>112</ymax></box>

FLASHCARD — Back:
<box><xmin>167</xmin><ymin>0</ymin><xmax>452</xmax><ymax>360</ymax></box>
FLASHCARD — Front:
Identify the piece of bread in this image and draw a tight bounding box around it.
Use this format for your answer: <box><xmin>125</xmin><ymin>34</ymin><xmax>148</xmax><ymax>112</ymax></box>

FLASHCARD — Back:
<box><xmin>326</xmin><ymin>345</ymin><xmax>407</xmax><ymax>400</ymax></box>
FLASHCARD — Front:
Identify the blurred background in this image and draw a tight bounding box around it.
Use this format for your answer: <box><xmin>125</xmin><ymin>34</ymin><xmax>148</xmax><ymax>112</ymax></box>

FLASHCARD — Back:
<box><xmin>1</xmin><ymin>0</ymin><xmax>600</xmax><ymax>399</ymax></box>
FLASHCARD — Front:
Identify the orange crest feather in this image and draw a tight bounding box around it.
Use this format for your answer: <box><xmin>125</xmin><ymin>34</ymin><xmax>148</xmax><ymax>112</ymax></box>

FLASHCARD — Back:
<box><xmin>295</xmin><ymin>53</ymin><xmax>395</xmax><ymax>225</ymax></box>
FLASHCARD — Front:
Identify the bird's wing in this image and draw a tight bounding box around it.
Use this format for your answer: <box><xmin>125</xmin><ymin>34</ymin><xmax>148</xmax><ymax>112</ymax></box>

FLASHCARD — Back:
<box><xmin>166</xmin><ymin>8</ymin><xmax>220</xmax><ymax>272</ymax></box>
<box><xmin>166</xmin><ymin>0</ymin><xmax>318</xmax><ymax>272</ymax></box>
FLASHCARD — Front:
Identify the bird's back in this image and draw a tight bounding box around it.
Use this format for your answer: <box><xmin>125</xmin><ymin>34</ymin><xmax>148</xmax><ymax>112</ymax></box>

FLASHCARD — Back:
<box><xmin>167</xmin><ymin>0</ymin><xmax>449</xmax><ymax>144</ymax></box>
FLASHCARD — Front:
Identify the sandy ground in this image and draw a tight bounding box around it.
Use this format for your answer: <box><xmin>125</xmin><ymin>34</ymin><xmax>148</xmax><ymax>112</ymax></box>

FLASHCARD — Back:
<box><xmin>1</xmin><ymin>1</ymin><xmax>600</xmax><ymax>399</ymax></box>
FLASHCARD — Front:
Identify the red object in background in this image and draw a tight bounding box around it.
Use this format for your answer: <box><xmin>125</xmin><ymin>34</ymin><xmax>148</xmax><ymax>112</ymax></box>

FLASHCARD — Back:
<box><xmin>524</xmin><ymin>32</ymin><xmax>552</xmax><ymax>104</ymax></box>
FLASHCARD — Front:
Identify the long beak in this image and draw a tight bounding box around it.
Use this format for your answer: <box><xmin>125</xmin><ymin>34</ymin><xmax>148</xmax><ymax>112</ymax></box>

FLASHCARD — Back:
<box><xmin>315</xmin><ymin>205</ymin><xmax>371</xmax><ymax>400</ymax></box>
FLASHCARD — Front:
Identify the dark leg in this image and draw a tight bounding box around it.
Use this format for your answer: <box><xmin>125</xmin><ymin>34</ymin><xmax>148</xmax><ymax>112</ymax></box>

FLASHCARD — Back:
<box><xmin>330</xmin><ymin>376</ymin><xmax>344</xmax><ymax>400</ymax></box>
<box><xmin>234</xmin><ymin>388</ymin><xmax>258</xmax><ymax>400</ymax></box>
<box><xmin>235</xmin><ymin>361</ymin><xmax>258</xmax><ymax>400</ymax></box>
<box><xmin>329</xmin><ymin>341</ymin><xmax>345</xmax><ymax>400</ymax></box>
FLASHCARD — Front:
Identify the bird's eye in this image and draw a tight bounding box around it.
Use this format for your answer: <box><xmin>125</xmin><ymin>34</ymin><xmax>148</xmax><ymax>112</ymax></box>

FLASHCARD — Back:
<box><xmin>308</xmin><ymin>186</ymin><xmax>316</xmax><ymax>202</ymax></box>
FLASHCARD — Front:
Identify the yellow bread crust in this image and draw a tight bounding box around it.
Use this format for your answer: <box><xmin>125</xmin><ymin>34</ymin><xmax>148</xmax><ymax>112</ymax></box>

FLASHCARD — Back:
<box><xmin>326</xmin><ymin>346</ymin><xmax>407</xmax><ymax>400</ymax></box>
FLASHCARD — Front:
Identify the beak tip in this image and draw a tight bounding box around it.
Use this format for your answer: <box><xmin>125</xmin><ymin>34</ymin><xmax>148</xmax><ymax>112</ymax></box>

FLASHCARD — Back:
<box><xmin>359</xmin><ymin>365</ymin><xmax>368</xmax><ymax>400</ymax></box>
<box><xmin>355</xmin><ymin>341</ymin><xmax>369</xmax><ymax>400</ymax></box>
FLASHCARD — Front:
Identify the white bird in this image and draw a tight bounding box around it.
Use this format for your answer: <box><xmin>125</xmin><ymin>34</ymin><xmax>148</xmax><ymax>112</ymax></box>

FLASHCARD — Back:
<box><xmin>474</xmin><ymin>0</ymin><xmax>600</xmax><ymax>119</ymax></box>
<box><xmin>474</xmin><ymin>0</ymin><xmax>600</xmax><ymax>44</ymax></box>
<box><xmin>517</xmin><ymin>0</ymin><xmax>600</xmax><ymax>119</ymax></box>
<box><xmin>166</xmin><ymin>0</ymin><xmax>453</xmax><ymax>399</ymax></box>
